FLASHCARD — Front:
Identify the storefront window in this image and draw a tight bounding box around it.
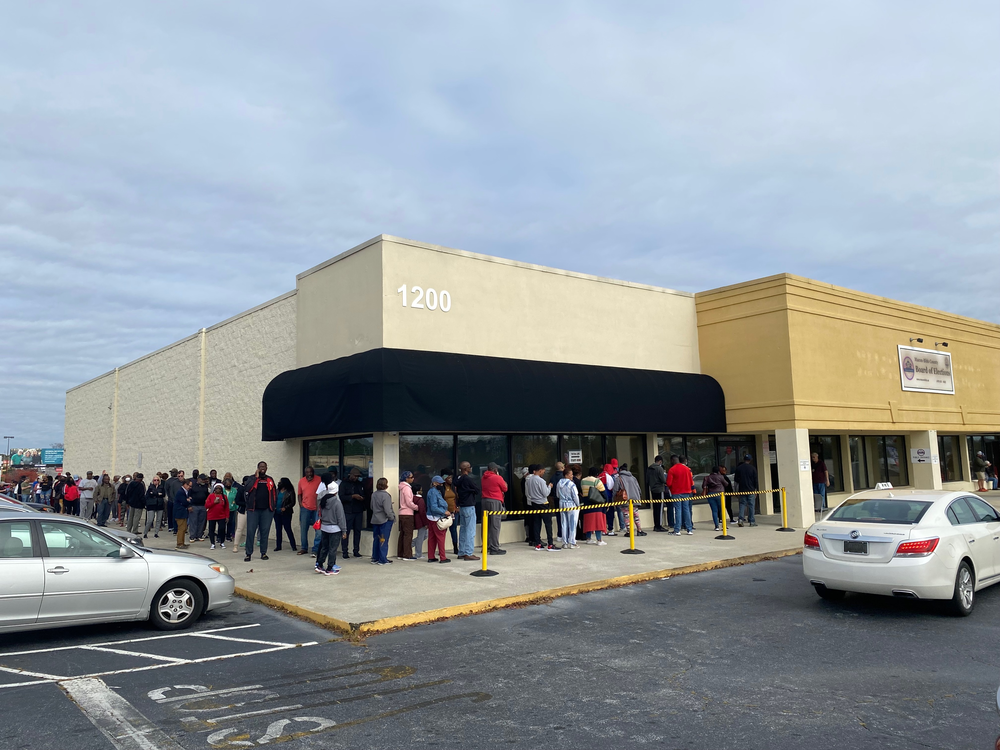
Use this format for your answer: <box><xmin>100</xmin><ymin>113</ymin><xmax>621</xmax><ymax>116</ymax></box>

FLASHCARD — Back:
<box><xmin>607</xmin><ymin>435</ymin><xmax>647</xmax><ymax>496</ymax></box>
<box><xmin>656</xmin><ymin>436</ymin><xmax>685</xmax><ymax>462</ymax></box>
<box><xmin>938</xmin><ymin>435</ymin><xmax>962</xmax><ymax>483</ymax></box>
<box><xmin>849</xmin><ymin>435</ymin><xmax>908</xmax><ymax>489</ymax></box>
<box><xmin>457</xmin><ymin>435</ymin><xmax>510</xmax><ymax>499</ymax></box>
<box><xmin>511</xmin><ymin>435</ymin><xmax>559</xmax><ymax>512</ymax></box>
<box><xmin>686</xmin><ymin>436</ymin><xmax>716</xmax><ymax>488</ymax></box>
<box><xmin>305</xmin><ymin>439</ymin><xmax>340</xmax><ymax>474</ymax></box>
<box><xmin>809</xmin><ymin>435</ymin><xmax>844</xmax><ymax>493</ymax></box>
<box><xmin>400</xmin><ymin>435</ymin><xmax>455</xmax><ymax>497</ymax></box>
<box><xmin>967</xmin><ymin>435</ymin><xmax>1000</xmax><ymax>479</ymax></box>
<box><xmin>561</xmin><ymin>435</ymin><xmax>603</xmax><ymax>475</ymax></box>
<box><xmin>343</xmin><ymin>437</ymin><xmax>374</xmax><ymax>479</ymax></box>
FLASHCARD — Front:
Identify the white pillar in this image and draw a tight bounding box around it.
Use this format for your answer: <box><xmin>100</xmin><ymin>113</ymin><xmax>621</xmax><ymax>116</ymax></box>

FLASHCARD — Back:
<box><xmin>959</xmin><ymin>434</ymin><xmax>973</xmax><ymax>490</ymax></box>
<box><xmin>775</xmin><ymin>428</ymin><xmax>813</xmax><ymax>528</ymax></box>
<box><xmin>373</xmin><ymin>432</ymin><xmax>400</xmax><ymax>552</ymax></box>
<box><xmin>909</xmin><ymin>430</ymin><xmax>942</xmax><ymax>490</ymax></box>
<box><xmin>756</xmin><ymin>434</ymin><xmax>773</xmax><ymax>515</ymax></box>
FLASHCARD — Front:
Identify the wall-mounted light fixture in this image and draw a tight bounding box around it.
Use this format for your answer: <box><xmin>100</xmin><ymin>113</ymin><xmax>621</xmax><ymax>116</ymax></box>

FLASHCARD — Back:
<box><xmin>909</xmin><ymin>337</ymin><xmax>923</xmax><ymax>344</ymax></box>
<box><xmin>935</xmin><ymin>341</ymin><xmax>949</xmax><ymax>348</ymax></box>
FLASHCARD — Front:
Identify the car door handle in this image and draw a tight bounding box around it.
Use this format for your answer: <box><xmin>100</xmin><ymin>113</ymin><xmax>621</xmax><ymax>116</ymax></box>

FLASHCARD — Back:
<box><xmin>46</xmin><ymin>566</ymin><xmax>69</xmax><ymax>574</ymax></box>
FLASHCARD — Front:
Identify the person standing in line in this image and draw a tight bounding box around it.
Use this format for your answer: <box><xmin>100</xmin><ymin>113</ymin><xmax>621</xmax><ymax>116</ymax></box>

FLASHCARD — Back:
<box><xmin>599</xmin><ymin>463</ymin><xmax>621</xmax><ymax>536</ymax></box>
<box><xmin>454</xmin><ymin>461</ymin><xmax>480</xmax><ymax>561</ymax></box>
<box><xmin>339</xmin><ymin>468</ymin><xmax>366</xmax><ymax>560</ymax></box>
<box><xmin>19</xmin><ymin>475</ymin><xmax>31</xmax><ymax>503</ymax></box>
<box><xmin>220</xmin><ymin>473</ymin><xmax>237</xmax><ymax>539</ymax></box>
<box><xmin>424</xmin><ymin>475</ymin><xmax>451</xmax><ymax>563</ymax></box>
<box><xmin>666</xmin><ymin>456</ymin><xmax>694</xmax><ymax>535</ymax></box>
<box><xmin>442</xmin><ymin>471</ymin><xmax>460</xmax><ymax>556</ymax></box>
<box><xmin>412</xmin><ymin>489</ymin><xmax>429</xmax><ymax>559</ymax></box>
<box><xmin>580</xmin><ymin>467</ymin><xmax>608</xmax><ymax>545</ymax></box>
<box><xmin>481</xmin><ymin>462</ymin><xmax>508</xmax><ymax>557</ymax></box>
<box><xmin>94</xmin><ymin>474</ymin><xmax>116</xmax><ymax>527</ymax></box>
<box><xmin>734</xmin><ymin>454</ymin><xmax>758</xmax><ymax>527</ymax></box>
<box><xmin>315</xmin><ymin>474</ymin><xmax>346</xmax><ymax>575</ymax></box>
<box><xmin>124</xmin><ymin>473</ymin><xmax>146</xmax><ymax>534</ymax></box>
<box><xmin>617</xmin><ymin>464</ymin><xmax>646</xmax><ymax>536</ymax></box>
<box><xmin>38</xmin><ymin>473</ymin><xmax>52</xmax><ymax>506</ymax></box>
<box><xmin>646</xmin><ymin>456</ymin><xmax>671</xmax><ymax>532</ymax></box>
<box><xmin>78</xmin><ymin>471</ymin><xmax>98</xmax><ymax>522</ymax></box>
<box><xmin>701</xmin><ymin>466</ymin><xmax>727</xmax><ymax>532</ymax></box>
<box><xmin>548</xmin><ymin>461</ymin><xmax>565</xmax><ymax>541</ymax></box>
<box><xmin>396</xmin><ymin>471</ymin><xmax>417</xmax><ymax>561</ymax></box>
<box><xmin>719</xmin><ymin>465</ymin><xmax>736</xmax><ymax>523</ymax></box>
<box><xmin>811</xmin><ymin>452</ymin><xmax>830</xmax><ymax>511</ymax></box>
<box><xmin>62</xmin><ymin>476</ymin><xmax>80</xmax><ymax>516</ymax></box>
<box><xmin>208</xmin><ymin>469</ymin><xmax>220</xmax><ymax>487</ymax></box>
<box><xmin>143</xmin><ymin>475</ymin><xmax>166</xmax><ymax>538</ymax></box>
<box><xmin>115</xmin><ymin>475</ymin><xmax>128</xmax><ymax>525</ymax></box>
<box><xmin>173</xmin><ymin>478</ymin><xmax>192</xmax><ymax>548</ymax></box>
<box><xmin>164</xmin><ymin>470</ymin><xmax>182</xmax><ymax>534</ymax></box>
<box><xmin>557</xmin><ymin>468</ymin><xmax>580</xmax><ymax>549</ymax></box>
<box><xmin>273</xmin><ymin>477</ymin><xmax>297</xmax><ymax>552</ymax></box>
<box><xmin>229</xmin><ymin>475</ymin><xmax>249</xmax><ymax>554</ymax></box>
<box><xmin>187</xmin><ymin>474</ymin><xmax>210</xmax><ymax>542</ymax></box>
<box><xmin>244</xmin><ymin>462</ymin><xmax>277</xmax><ymax>562</ymax></box>
<box><xmin>974</xmin><ymin>451</ymin><xmax>989</xmax><ymax>492</ymax></box>
<box><xmin>370</xmin><ymin>478</ymin><xmax>395</xmax><ymax>565</ymax></box>
<box><xmin>525</xmin><ymin>464</ymin><xmax>557</xmax><ymax>551</ymax></box>
<box><xmin>296</xmin><ymin>466</ymin><xmax>322</xmax><ymax>556</ymax></box>
<box><xmin>205</xmin><ymin>483</ymin><xmax>229</xmax><ymax>550</ymax></box>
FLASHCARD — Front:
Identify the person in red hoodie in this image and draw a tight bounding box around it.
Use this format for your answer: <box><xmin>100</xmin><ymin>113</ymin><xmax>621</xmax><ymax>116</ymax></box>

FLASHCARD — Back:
<box><xmin>205</xmin><ymin>483</ymin><xmax>229</xmax><ymax>550</ymax></box>
<box><xmin>481</xmin><ymin>462</ymin><xmax>508</xmax><ymax>556</ymax></box>
<box><xmin>666</xmin><ymin>455</ymin><xmax>695</xmax><ymax>535</ymax></box>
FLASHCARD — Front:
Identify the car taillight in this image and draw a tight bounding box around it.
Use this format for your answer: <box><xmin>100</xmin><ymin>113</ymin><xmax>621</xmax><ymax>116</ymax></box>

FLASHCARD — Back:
<box><xmin>895</xmin><ymin>537</ymin><xmax>939</xmax><ymax>557</ymax></box>
<box><xmin>804</xmin><ymin>532</ymin><xmax>820</xmax><ymax>549</ymax></box>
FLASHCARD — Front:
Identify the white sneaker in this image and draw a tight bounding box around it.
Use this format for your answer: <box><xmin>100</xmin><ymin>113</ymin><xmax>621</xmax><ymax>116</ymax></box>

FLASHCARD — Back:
<box><xmin>596</xmin><ymin>540</ymin><xmax>608</xmax><ymax>546</ymax></box>
<box><xmin>210</xmin><ymin>544</ymin><xmax>216</xmax><ymax>550</ymax></box>
<box><xmin>605</xmin><ymin>531</ymin><xmax>617</xmax><ymax>537</ymax></box>
<box><xmin>685</xmin><ymin>530</ymin><xmax>694</xmax><ymax>535</ymax></box>
<box><xmin>562</xmin><ymin>543</ymin><xmax>571</xmax><ymax>549</ymax></box>
<box><xmin>220</xmin><ymin>543</ymin><xmax>226</xmax><ymax>549</ymax></box>
<box><xmin>586</xmin><ymin>539</ymin><xmax>598</xmax><ymax>545</ymax></box>
<box><xmin>571</xmin><ymin>544</ymin><xmax>580</xmax><ymax>549</ymax></box>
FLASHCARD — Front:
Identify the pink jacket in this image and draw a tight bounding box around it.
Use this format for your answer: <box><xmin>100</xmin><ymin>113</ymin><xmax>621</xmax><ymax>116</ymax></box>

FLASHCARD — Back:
<box><xmin>398</xmin><ymin>482</ymin><xmax>417</xmax><ymax>515</ymax></box>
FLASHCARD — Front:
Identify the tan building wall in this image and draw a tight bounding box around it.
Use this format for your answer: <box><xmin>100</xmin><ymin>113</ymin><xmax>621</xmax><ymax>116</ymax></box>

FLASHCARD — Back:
<box><xmin>65</xmin><ymin>292</ymin><xmax>300</xmax><ymax>485</ymax></box>
<box><xmin>696</xmin><ymin>274</ymin><xmax>1000</xmax><ymax>433</ymax></box>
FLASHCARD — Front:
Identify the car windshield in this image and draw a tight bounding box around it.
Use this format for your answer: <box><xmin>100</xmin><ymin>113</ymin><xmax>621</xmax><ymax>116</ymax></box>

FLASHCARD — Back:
<box><xmin>827</xmin><ymin>498</ymin><xmax>932</xmax><ymax>525</ymax></box>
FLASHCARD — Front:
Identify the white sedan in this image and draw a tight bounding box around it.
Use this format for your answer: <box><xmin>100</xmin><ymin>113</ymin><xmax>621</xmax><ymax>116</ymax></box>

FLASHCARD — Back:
<box><xmin>803</xmin><ymin>488</ymin><xmax>1000</xmax><ymax>616</ymax></box>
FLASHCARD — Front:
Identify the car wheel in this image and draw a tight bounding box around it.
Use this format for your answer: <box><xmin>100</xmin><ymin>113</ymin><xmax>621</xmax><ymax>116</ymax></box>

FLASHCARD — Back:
<box><xmin>150</xmin><ymin>580</ymin><xmax>204</xmax><ymax>630</ymax></box>
<box><xmin>813</xmin><ymin>583</ymin><xmax>846</xmax><ymax>601</ymax></box>
<box><xmin>948</xmin><ymin>561</ymin><xmax>975</xmax><ymax>617</ymax></box>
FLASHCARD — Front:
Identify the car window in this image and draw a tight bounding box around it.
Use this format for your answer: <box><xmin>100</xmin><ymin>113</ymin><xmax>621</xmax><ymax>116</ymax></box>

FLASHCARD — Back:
<box><xmin>963</xmin><ymin>496</ymin><xmax>1000</xmax><ymax>523</ymax></box>
<box><xmin>0</xmin><ymin>520</ymin><xmax>34</xmax><ymax>558</ymax></box>
<box><xmin>827</xmin><ymin>498</ymin><xmax>931</xmax><ymax>524</ymax></box>
<box><xmin>41</xmin><ymin>521</ymin><xmax>122</xmax><ymax>558</ymax></box>
<box><xmin>947</xmin><ymin>499</ymin><xmax>979</xmax><ymax>525</ymax></box>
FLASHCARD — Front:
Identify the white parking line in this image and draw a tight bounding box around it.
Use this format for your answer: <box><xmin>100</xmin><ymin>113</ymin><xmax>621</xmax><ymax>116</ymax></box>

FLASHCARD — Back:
<box><xmin>81</xmin><ymin>645</ymin><xmax>187</xmax><ymax>663</ymax></box>
<box><xmin>190</xmin><ymin>633</ymin><xmax>293</xmax><ymax>647</ymax></box>
<box><xmin>61</xmin><ymin>677</ymin><xmax>185</xmax><ymax>750</ymax></box>
<box><xmin>0</xmin><ymin>624</ymin><xmax>262</xmax><ymax>657</ymax></box>
<box><xmin>0</xmin><ymin>665</ymin><xmax>67</xmax><ymax>680</ymax></box>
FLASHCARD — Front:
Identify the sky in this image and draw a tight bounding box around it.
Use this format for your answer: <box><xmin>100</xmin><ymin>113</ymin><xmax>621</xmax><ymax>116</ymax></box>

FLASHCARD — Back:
<box><xmin>0</xmin><ymin>1</ymin><xmax>998</xmax><ymax>448</ymax></box>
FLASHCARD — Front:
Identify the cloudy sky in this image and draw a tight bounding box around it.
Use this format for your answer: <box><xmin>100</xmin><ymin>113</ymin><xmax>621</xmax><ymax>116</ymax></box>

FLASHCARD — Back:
<box><xmin>1</xmin><ymin>1</ymin><xmax>998</xmax><ymax>448</ymax></box>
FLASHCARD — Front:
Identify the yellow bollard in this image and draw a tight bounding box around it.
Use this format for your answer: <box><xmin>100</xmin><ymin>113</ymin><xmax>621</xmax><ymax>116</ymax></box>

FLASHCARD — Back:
<box><xmin>621</xmin><ymin>498</ymin><xmax>644</xmax><ymax>555</ymax></box>
<box><xmin>471</xmin><ymin>510</ymin><xmax>500</xmax><ymax>576</ymax></box>
<box><xmin>777</xmin><ymin>487</ymin><xmax>794</xmax><ymax>532</ymax></box>
<box><xmin>715</xmin><ymin>491</ymin><xmax>735</xmax><ymax>540</ymax></box>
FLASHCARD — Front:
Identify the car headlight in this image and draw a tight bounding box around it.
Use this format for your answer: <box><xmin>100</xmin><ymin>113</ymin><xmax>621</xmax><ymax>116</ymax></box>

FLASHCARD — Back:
<box><xmin>209</xmin><ymin>563</ymin><xmax>229</xmax><ymax>576</ymax></box>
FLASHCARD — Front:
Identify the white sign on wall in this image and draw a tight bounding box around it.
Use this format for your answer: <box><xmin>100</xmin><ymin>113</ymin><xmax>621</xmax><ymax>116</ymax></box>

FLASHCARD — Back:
<box><xmin>799</xmin><ymin>459</ymin><xmax>810</xmax><ymax>472</ymax></box>
<box><xmin>898</xmin><ymin>345</ymin><xmax>954</xmax><ymax>394</ymax></box>
<box><xmin>567</xmin><ymin>450</ymin><xmax>583</xmax><ymax>464</ymax></box>
<box><xmin>910</xmin><ymin>448</ymin><xmax>939</xmax><ymax>465</ymax></box>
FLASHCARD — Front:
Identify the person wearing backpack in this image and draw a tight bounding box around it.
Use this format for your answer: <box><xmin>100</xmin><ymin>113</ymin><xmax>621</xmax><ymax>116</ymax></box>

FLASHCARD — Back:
<box><xmin>580</xmin><ymin>467</ymin><xmax>608</xmax><ymax>545</ymax></box>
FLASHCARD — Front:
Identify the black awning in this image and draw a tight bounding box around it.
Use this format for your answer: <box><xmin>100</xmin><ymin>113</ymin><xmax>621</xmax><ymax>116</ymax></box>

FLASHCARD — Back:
<box><xmin>262</xmin><ymin>348</ymin><xmax>726</xmax><ymax>440</ymax></box>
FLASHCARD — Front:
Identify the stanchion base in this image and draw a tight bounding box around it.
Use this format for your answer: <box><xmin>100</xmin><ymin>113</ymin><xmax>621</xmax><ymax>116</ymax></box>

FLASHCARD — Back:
<box><xmin>620</xmin><ymin>549</ymin><xmax>645</xmax><ymax>555</ymax></box>
<box><xmin>776</xmin><ymin>527</ymin><xmax>796</xmax><ymax>532</ymax></box>
<box><xmin>715</xmin><ymin>534</ymin><xmax>736</xmax><ymax>540</ymax></box>
<box><xmin>470</xmin><ymin>569</ymin><xmax>500</xmax><ymax>577</ymax></box>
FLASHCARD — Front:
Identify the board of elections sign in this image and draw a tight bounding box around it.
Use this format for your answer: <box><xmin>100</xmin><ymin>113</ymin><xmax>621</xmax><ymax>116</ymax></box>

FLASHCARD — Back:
<box><xmin>897</xmin><ymin>345</ymin><xmax>954</xmax><ymax>395</ymax></box>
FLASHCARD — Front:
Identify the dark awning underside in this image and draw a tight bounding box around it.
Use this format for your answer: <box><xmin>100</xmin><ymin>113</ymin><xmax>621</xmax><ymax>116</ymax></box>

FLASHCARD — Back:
<box><xmin>262</xmin><ymin>348</ymin><xmax>726</xmax><ymax>441</ymax></box>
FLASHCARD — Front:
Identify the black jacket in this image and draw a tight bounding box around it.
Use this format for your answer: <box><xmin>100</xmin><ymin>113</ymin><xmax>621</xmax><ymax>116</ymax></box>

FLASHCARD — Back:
<box><xmin>339</xmin><ymin>478</ymin><xmax>366</xmax><ymax>514</ymax></box>
<box><xmin>189</xmin><ymin>482</ymin><xmax>210</xmax><ymax>507</ymax></box>
<box><xmin>645</xmin><ymin>463</ymin><xmax>667</xmax><ymax>496</ymax></box>
<box><xmin>125</xmin><ymin>480</ymin><xmax>147</xmax><ymax>509</ymax></box>
<box><xmin>734</xmin><ymin>462</ymin><xmax>758</xmax><ymax>493</ymax></box>
<box><xmin>145</xmin><ymin>484</ymin><xmax>166</xmax><ymax>511</ymax></box>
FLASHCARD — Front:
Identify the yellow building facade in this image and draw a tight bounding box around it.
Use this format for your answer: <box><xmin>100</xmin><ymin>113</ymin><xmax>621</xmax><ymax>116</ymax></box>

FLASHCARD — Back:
<box><xmin>697</xmin><ymin>274</ymin><xmax>1000</xmax><ymax>527</ymax></box>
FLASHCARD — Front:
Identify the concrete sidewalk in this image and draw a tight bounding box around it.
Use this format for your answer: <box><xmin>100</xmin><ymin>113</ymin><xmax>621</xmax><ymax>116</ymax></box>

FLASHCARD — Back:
<box><xmin>139</xmin><ymin>518</ymin><xmax>802</xmax><ymax>634</ymax></box>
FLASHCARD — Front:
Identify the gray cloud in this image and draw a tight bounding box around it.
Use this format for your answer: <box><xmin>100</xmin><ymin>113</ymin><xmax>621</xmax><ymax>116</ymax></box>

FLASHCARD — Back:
<box><xmin>0</xmin><ymin>0</ymin><xmax>997</xmax><ymax>447</ymax></box>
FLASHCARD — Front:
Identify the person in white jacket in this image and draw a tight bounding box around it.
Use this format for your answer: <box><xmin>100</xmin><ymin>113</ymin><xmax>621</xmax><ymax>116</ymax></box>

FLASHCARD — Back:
<box><xmin>556</xmin><ymin>468</ymin><xmax>580</xmax><ymax>549</ymax></box>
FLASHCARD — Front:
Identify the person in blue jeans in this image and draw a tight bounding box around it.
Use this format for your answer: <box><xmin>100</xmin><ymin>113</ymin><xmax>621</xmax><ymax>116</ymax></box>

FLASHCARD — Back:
<box><xmin>244</xmin><ymin>461</ymin><xmax>276</xmax><ymax>562</ymax></box>
<box><xmin>454</xmin><ymin>462</ymin><xmax>479</xmax><ymax>560</ymax></box>
<box><xmin>369</xmin><ymin>478</ymin><xmax>395</xmax><ymax>565</ymax></box>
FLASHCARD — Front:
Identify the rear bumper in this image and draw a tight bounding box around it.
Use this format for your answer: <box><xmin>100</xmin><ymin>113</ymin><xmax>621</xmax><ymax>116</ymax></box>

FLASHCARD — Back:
<box><xmin>204</xmin><ymin>575</ymin><xmax>236</xmax><ymax>612</ymax></box>
<box><xmin>803</xmin><ymin>549</ymin><xmax>956</xmax><ymax>600</ymax></box>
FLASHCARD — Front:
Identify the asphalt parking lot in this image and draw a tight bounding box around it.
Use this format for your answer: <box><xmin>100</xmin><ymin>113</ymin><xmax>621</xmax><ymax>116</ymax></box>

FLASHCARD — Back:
<box><xmin>2</xmin><ymin>556</ymin><xmax>999</xmax><ymax>750</ymax></box>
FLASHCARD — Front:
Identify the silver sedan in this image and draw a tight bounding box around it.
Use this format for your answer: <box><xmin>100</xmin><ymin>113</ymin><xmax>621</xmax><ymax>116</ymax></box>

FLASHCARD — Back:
<box><xmin>0</xmin><ymin>509</ymin><xmax>235</xmax><ymax>634</ymax></box>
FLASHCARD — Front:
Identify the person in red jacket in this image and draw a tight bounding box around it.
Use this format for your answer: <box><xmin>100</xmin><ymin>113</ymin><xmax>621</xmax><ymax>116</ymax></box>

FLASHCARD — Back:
<box><xmin>666</xmin><ymin>455</ymin><xmax>695</xmax><ymax>535</ymax></box>
<box><xmin>481</xmin><ymin>462</ymin><xmax>508</xmax><ymax>556</ymax></box>
<box><xmin>205</xmin><ymin>483</ymin><xmax>229</xmax><ymax>550</ymax></box>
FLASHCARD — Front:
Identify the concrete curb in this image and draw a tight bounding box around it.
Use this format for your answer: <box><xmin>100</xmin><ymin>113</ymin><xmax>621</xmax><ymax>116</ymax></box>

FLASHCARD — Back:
<box><xmin>236</xmin><ymin>547</ymin><xmax>802</xmax><ymax>637</ymax></box>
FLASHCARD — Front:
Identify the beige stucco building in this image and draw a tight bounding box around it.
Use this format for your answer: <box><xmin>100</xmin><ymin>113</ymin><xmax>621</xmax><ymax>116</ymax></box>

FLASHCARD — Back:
<box><xmin>65</xmin><ymin>236</ymin><xmax>1000</xmax><ymax>551</ymax></box>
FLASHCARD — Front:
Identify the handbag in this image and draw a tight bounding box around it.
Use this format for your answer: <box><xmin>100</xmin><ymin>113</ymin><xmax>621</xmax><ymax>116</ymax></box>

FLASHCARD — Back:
<box><xmin>313</xmin><ymin>519</ymin><xmax>321</xmax><ymax>530</ymax></box>
<box><xmin>436</xmin><ymin>515</ymin><xmax>453</xmax><ymax>530</ymax></box>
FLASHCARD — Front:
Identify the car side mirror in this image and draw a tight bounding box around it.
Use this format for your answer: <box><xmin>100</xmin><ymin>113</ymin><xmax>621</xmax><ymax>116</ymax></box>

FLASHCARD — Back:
<box><xmin>119</xmin><ymin>545</ymin><xmax>135</xmax><ymax>559</ymax></box>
